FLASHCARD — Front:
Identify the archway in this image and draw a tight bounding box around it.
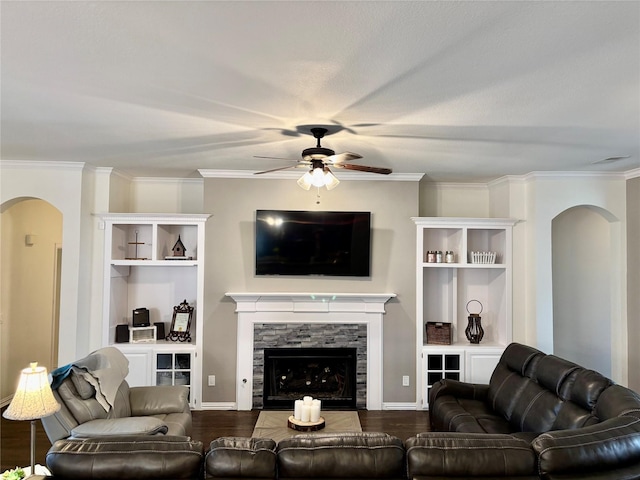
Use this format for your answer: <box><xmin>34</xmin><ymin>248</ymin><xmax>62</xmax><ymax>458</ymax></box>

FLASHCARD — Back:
<box><xmin>552</xmin><ymin>205</ymin><xmax>615</xmax><ymax>376</ymax></box>
<box><xmin>1</xmin><ymin>197</ymin><xmax>62</xmax><ymax>403</ymax></box>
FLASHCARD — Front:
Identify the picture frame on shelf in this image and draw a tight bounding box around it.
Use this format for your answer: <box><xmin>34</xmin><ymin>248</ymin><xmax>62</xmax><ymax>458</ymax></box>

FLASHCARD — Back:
<box><xmin>167</xmin><ymin>299</ymin><xmax>193</xmax><ymax>342</ymax></box>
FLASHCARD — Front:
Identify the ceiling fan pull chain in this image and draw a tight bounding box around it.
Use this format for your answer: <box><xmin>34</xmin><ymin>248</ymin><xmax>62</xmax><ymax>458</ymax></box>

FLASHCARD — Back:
<box><xmin>316</xmin><ymin>187</ymin><xmax>321</xmax><ymax>204</ymax></box>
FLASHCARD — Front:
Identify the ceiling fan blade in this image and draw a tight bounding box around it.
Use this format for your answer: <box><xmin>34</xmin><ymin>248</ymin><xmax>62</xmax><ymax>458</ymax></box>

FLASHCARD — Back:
<box><xmin>254</xmin><ymin>155</ymin><xmax>301</xmax><ymax>161</ymax></box>
<box><xmin>325</xmin><ymin>152</ymin><xmax>363</xmax><ymax>164</ymax></box>
<box><xmin>254</xmin><ymin>164</ymin><xmax>298</xmax><ymax>174</ymax></box>
<box><xmin>334</xmin><ymin>163</ymin><xmax>392</xmax><ymax>175</ymax></box>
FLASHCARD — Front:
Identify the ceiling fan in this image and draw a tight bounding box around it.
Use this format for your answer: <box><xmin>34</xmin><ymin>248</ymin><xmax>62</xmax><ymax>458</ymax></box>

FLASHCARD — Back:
<box><xmin>254</xmin><ymin>127</ymin><xmax>392</xmax><ymax>181</ymax></box>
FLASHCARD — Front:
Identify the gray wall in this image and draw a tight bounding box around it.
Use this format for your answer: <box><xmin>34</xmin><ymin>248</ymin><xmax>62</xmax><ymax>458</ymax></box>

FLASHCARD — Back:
<box><xmin>201</xmin><ymin>177</ymin><xmax>418</xmax><ymax>405</ymax></box>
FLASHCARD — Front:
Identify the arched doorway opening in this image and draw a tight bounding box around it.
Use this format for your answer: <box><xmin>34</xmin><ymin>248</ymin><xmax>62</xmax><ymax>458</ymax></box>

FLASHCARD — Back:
<box><xmin>552</xmin><ymin>205</ymin><xmax>616</xmax><ymax>377</ymax></box>
<box><xmin>1</xmin><ymin>197</ymin><xmax>62</xmax><ymax>404</ymax></box>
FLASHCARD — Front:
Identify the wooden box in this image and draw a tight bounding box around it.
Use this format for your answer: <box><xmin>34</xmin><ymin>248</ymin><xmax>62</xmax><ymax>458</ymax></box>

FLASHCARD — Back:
<box><xmin>426</xmin><ymin>322</ymin><xmax>452</xmax><ymax>345</ymax></box>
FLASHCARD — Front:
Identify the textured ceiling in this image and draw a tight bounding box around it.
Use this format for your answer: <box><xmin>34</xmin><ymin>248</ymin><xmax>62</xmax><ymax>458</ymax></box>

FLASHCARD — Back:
<box><xmin>1</xmin><ymin>1</ymin><xmax>638</xmax><ymax>182</ymax></box>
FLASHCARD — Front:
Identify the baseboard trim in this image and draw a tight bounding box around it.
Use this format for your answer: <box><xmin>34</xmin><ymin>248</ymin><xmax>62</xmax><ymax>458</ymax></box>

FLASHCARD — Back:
<box><xmin>199</xmin><ymin>401</ymin><xmax>238</xmax><ymax>410</ymax></box>
<box><xmin>198</xmin><ymin>401</ymin><xmax>418</xmax><ymax>411</ymax></box>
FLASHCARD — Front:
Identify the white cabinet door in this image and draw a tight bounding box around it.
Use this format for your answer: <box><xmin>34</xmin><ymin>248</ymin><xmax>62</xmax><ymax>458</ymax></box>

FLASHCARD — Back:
<box><xmin>122</xmin><ymin>350</ymin><xmax>152</xmax><ymax>387</ymax></box>
<box><xmin>422</xmin><ymin>347</ymin><xmax>465</xmax><ymax>409</ymax></box>
<box><xmin>465</xmin><ymin>348</ymin><xmax>503</xmax><ymax>385</ymax></box>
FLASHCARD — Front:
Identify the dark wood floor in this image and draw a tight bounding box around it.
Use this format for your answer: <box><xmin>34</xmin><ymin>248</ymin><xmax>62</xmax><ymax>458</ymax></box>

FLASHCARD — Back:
<box><xmin>1</xmin><ymin>408</ymin><xmax>430</xmax><ymax>471</ymax></box>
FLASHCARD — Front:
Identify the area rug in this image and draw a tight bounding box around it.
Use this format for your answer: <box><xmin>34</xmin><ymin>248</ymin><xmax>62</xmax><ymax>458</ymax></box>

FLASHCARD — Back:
<box><xmin>251</xmin><ymin>410</ymin><xmax>362</xmax><ymax>443</ymax></box>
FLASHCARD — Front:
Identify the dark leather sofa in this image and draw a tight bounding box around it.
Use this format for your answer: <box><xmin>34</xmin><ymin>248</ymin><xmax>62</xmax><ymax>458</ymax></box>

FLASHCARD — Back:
<box><xmin>33</xmin><ymin>343</ymin><xmax>640</xmax><ymax>480</ymax></box>
<box><xmin>419</xmin><ymin>342</ymin><xmax>640</xmax><ymax>479</ymax></box>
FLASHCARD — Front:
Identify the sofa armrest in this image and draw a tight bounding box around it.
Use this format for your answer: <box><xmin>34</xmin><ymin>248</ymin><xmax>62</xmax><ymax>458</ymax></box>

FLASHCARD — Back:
<box><xmin>46</xmin><ymin>436</ymin><xmax>204</xmax><ymax>479</ymax></box>
<box><xmin>406</xmin><ymin>432</ymin><xmax>536</xmax><ymax>478</ymax></box>
<box><xmin>129</xmin><ymin>386</ymin><xmax>190</xmax><ymax>416</ymax></box>
<box><xmin>531</xmin><ymin>416</ymin><xmax>640</xmax><ymax>477</ymax></box>
<box><xmin>429</xmin><ymin>378</ymin><xmax>489</xmax><ymax>405</ymax></box>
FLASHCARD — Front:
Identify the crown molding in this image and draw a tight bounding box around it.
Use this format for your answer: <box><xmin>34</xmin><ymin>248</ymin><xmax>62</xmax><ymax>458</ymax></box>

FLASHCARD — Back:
<box><xmin>488</xmin><ymin>170</ymin><xmax>633</xmax><ymax>187</ymax></box>
<box><xmin>425</xmin><ymin>182</ymin><xmax>489</xmax><ymax>190</ymax></box>
<box><xmin>198</xmin><ymin>169</ymin><xmax>423</xmax><ymax>182</ymax></box>
<box><xmin>625</xmin><ymin>168</ymin><xmax>640</xmax><ymax>180</ymax></box>
<box><xmin>131</xmin><ymin>177</ymin><xmax>204</xmax><ymax>184</ymax></box>
<box><xmin>0</xmin><ymin>160</ymin><xmax>86</xmax><ymax>172</ymax></box>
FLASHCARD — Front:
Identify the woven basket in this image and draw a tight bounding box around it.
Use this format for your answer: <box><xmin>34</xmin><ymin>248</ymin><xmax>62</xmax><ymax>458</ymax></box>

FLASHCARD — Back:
<box><xmin>426</xmin><ymin>322</ymin><xmax>452</xmax><ymax>345</ymax></box>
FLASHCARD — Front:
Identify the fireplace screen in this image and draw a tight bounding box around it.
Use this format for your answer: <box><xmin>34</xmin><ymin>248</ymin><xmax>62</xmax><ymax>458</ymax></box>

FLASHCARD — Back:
<box><xmin>263</xmin><ymin>347</ymin><xmax>357</xmax><ymax>409</ymax></box>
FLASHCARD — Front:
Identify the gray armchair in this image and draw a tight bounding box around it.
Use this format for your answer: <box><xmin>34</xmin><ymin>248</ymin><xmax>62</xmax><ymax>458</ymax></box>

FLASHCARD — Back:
<box><xmin>41</xmin><ymin>347</ymin><xmax>192</xmax><ymax>443</ymax></box>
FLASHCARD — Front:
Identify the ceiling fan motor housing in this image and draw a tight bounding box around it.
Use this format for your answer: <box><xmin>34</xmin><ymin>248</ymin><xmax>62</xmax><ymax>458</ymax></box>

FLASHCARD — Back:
<box><xmin>302</xmin><ymin>147</ymin><xmax>335</xmax><ymax>161</ymax></box>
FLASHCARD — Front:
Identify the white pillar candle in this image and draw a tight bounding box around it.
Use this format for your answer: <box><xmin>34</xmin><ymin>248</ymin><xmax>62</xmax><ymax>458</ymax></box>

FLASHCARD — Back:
<box><xmin>301</xmin><ymin>405</ymin><xmax>311</xmax><ymax>422</ymax></box>
<box><xmin>303</xmin><ymin>396</ymin><xmax>313</xmax><ymax>405</ymax></box>
<box><xmin>294</xmin><ymin>399</ymin><xmax>303</xmax><ymax>420</ymax></box>
<box><xmin>310</xmin><ymin>404</ymin><xmax>321</xmax><ymax>422</ymax></box>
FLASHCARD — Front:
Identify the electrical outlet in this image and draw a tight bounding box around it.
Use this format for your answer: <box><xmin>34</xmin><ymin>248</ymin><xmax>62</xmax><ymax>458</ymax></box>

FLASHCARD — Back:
<box><xmin>208</xmin><ymin>375</ymin><xmax>216</xmax><ymax>386</ymax></box>
<box><xmin>402</xmin><ymin>375</ymin><xmax>410</xmax><ymax>387</ymax></box>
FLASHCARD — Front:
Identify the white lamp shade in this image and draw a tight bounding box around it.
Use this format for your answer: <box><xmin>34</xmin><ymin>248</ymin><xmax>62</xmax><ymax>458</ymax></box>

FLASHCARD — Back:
<box><xmin>297</xmin><ymin>171</ymin><xmax>313</xmax><ymax>190</ymax></box>
<box><xmin>324</xmin><ymin>170</ymin><xmax>340</xmax><ymax>190</ymax></box>
<box><xmin>310</xmin><ymin>167</ymin><xmax>326</xmax><ymax>187</ymax></box>
<box><xmin>2</xmin><ymin>363</ymin><xmax>60</xmax><ymax>421</ymax></box>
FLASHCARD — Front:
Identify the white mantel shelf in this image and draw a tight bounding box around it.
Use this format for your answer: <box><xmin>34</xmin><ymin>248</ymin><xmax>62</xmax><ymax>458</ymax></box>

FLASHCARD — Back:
<box><xmin>227</xmin><ymin>292</ymin><xmax>396</xmax><ymax>410</ymax></box>
<box><xmin>226</xmin><ymin>292</ymin><xmax>396</xmax><ymax>314</ymax></box>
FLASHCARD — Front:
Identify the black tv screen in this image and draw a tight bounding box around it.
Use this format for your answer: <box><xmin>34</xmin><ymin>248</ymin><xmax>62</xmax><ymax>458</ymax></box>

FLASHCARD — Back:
<box><xmin>256</xmin><ymin>210</ymin><xmax>371</xmax><ymax>276</ymax></box>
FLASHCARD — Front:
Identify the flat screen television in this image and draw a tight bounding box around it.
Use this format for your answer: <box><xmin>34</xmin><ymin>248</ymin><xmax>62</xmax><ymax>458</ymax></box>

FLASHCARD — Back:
<box><xmin>255</xmin><ymin>210</ymin><xmax>371</xmax><ymax>276</ymax></box>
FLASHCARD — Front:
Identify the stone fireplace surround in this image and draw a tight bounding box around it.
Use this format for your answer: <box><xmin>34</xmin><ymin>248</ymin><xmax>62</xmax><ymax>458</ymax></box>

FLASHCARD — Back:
<box><xmin>226</xmin><ymin>293</ymin><xmax>395</xmax><ymax>410</ymax></box>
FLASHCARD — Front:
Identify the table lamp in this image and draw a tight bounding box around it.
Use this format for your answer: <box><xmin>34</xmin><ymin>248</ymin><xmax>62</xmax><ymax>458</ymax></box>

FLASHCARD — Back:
<box><xmin>3</xmin><ymin>362</ymin><xmax>60</xmax><ymax>477</ymax></box>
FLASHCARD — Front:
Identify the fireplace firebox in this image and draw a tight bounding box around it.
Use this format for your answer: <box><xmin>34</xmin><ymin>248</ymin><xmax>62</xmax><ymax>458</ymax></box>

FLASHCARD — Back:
<box><xmin>263</xmin><ymin>347</ymin><xmax>357</xmax><ymax>409</ymax></box>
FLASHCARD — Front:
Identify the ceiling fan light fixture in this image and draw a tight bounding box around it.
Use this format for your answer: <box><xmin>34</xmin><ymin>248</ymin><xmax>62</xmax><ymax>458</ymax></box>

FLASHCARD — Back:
<box><xmin>297</xmin><ymin>167</ymin><xmax>340</xmax><ymax>191</ymax></box>
<box><xmin>324</xmin><ymin>169</ymin><xmax>340</xmax><ymax>190</ymax></box>
<box><xmin>311</xmin><ymin>166</ymin><xmax>326</xmax><ymax>187</ymax></box>
<box><xmin>297</xmin><ymin>171</ymin><xmax>313</xmax><ymax>190</ymax></box>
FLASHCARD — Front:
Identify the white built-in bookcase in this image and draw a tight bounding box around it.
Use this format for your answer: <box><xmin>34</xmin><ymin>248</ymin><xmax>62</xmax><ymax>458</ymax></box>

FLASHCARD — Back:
<box><xmin>412</xmin><ymin>217</ymin><xmax>517</xmax><ymax>409</ymax></box>
<box><xmin>97</xmin><ymin>213</ymin><xmax>210</xmax><ymax>409</ymax></box>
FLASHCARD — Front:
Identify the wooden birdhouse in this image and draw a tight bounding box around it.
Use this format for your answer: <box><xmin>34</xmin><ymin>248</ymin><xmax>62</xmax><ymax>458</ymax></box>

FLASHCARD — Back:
<box><xmin>171</xmin><ymin>235</ymin><xmax>187</xmax><ymax>257</ymax></box>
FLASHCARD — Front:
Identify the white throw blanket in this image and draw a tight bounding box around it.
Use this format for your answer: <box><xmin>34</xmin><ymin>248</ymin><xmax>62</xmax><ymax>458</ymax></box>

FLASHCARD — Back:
<box><xmin>70</xmin><ymin>347</ymin><xmax>129</xmax><ymax>412</ymax></box>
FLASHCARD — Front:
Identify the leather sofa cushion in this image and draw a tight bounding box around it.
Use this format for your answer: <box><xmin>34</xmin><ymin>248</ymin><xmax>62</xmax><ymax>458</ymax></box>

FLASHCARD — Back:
<box><xmin>533</xmin><ymin>355</ymin><xmax>579</xmax><ymax>398</ymax></box>
<box><xmin>487</xmin><ymin>343</ymin><xmax>543</xmax><ymax>422</ymax></box>
<box><xmin>596</xmin><ymin>384</ymin><xmax>640</xmax><ymax>420</ymax></box>
<box><xmin>57</xmin><ymin>378</ymin><xmax>108</xmax><ymax>424</ymax></box>
<box><xmin>532</xmin><ymin>416</ymin><xmax>640</xmax><ymax>476</ymax></box>
<box><xmin>499</xmin><ymin>343</ymin><xmax>543</xmax><ymax>377</ymax></box>
<box><xmin>487</xmin><ymin>366</ymin><xmax>531</xmax><ymax>422</ymax></box>
<box><xmin>129</xmin><ymin>385</ymin><xmax>189</xmax><ymax>416</ymax></box>
<box><xmin>430</xmin><ymin>395</ymin><xmax>511</xmax><ymax>433</ymax></box>
<box><xmin>70</xmin><ymin>370</ymin><xmax>96</xmax><ymax>399</ymax></box>
<box><xmin>569</xmin><ymin>369</ymin><xmax>612</xmax><ymax>410</ymax></box>
<box><xmin>406</xmin><ymin>432</ymin><xmax>537</xmax><ymax>478</ymax></box>
<box><xmin>509</xmin><ymin>380</ymin><xmax>563</xmax><ymax>432</ymax></box>
<box><xmin>70</xmin><ymin>417</ymin><xmax>168</xmax><ymax>438</ymax></box>
<box><xmin>276</xmin><ymin>432</ymin><xmax>405</xmax><ymax>479</ymax></box>
<box><xmin>46</xmin><ymin>436</ymin><xmax>204</xmax><ymax>479</ymax></box>
<box><xmin>206</xmin><ymin>437</ymin><xmax>277</xmax><ymax>479</ymax></box>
